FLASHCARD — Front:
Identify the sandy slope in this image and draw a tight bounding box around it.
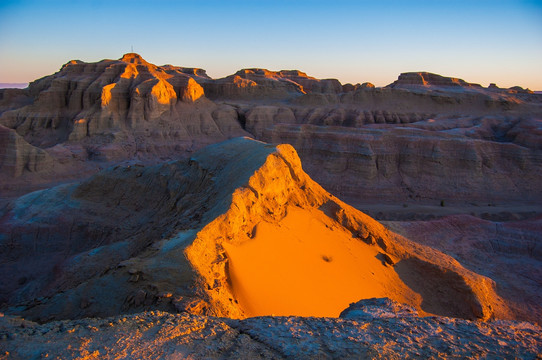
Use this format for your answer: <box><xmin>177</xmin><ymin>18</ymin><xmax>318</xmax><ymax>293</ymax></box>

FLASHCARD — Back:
<box><xmin>184</xmin><ymin>139</ymin><xmax>504</xmax><ymax>320</ymax></box>
<box><xmin>225</xmin><ymin>206</ymin><xmax>413</xmax><ymax>317</ymax></box>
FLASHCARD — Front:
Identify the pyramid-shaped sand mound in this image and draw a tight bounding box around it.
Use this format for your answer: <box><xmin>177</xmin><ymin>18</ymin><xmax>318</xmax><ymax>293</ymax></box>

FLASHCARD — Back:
<box><xmin>0</xmin><ymin>138</ymin><xmax>506</xmax><ymax>321</ymax></box>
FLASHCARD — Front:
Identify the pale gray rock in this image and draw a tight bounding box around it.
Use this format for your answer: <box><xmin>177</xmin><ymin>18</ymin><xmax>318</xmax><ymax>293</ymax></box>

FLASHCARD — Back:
<box><xmin>0</xmin><ymin>310</ymin><xmax>540</xmax><ymax>359</ymax></box>
<box><xmin>339</xmin><ymin>297</ymin><xmax>418</xmax><ymax>319</ymax></box>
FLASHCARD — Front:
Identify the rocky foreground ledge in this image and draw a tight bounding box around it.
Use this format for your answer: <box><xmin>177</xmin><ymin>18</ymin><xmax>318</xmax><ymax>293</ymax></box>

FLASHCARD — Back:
<box><xmin>1</xmin><ymin>299</ymin><xmax>540</xmax><ymax>359</ymax></box>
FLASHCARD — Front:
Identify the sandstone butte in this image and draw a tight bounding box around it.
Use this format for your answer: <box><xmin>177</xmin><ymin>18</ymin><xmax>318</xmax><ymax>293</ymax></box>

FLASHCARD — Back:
<box><xmin>0</xmin><ymin>54</ymin><xmax>541</xmax><ymax>358</ymax></box>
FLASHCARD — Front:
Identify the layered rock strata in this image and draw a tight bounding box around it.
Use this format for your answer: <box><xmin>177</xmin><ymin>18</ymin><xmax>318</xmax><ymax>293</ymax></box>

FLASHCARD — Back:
<box><xmin>1</xmin><ymin>54</ymin><xmax>541</xmax><ymax>210</ymax></box>
<box><xmin>0</xmin><ymin>53</ymin><xmax>247</xmax><ymax>155</ymax></box>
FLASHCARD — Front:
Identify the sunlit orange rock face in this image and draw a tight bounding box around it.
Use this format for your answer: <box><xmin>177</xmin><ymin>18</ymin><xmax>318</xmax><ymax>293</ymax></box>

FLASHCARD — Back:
<box><xmin>222</xmin><ymin>206</ymin><xmax>411</xmax><ymax>317</ymax></box>
<box><xmin>0</xmin><ymin>53</ymin><xmax>213</xmax><ymax>151</ymax></box>
<box><xmin>182</xmin><ymin>139</ymin><xmax>503</xmax><ymax>319</ymax></box>
<box><xmin>0</xmin><ymin>138</ymin><xmax>506</xmax><ymax>322</ymax></box>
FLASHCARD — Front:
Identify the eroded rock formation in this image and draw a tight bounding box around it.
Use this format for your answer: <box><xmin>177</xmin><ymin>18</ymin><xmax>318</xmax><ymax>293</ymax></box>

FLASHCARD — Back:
<box><xmin>260</xmin><ymin>115</ymin><xmax>542</xmax><ymax>204</ymax></box>
<box><xmin>0</xmin><ymin>138</ymin><xmax>507</xmax><ymax>322</ymax></box>
<box><xmin>0</xmin><ymin>55</ymin><xmax>541</xmax><ymax>357</ymax></box>
<box><xmin>1</xmin><ymin>54</ymin><xmax>541</xmax><ymax>209</ymax></box>
<box><xmin>200</xmin><ymin>69</ymin><xmax>342</xmax><ymax>100</ymax></box>
<box><xmin>0</xmin><ymin>53</ymin><xmax>247</xmax><ymax>161</ymax></box>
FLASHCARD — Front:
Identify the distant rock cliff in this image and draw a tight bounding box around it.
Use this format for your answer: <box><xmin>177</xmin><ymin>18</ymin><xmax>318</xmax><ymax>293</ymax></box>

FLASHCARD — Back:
<box><xmin>0</xmin><ymin>53</ymin><xmax>541</xmax><ymax>206</ymax></box>
<box><xmin>0</xmin><ymin>53</ymin><xmax>247</xmax><ymax>156</ymax></box>
<box><xmin>200</xmin><ymin>68</ymin><xmax>342</xmax><ymax>100</ymax></box>
<box><xmin>387</xmin><ymin>72</ymin><xmax>483</xmax><ymax>88</ymax></box>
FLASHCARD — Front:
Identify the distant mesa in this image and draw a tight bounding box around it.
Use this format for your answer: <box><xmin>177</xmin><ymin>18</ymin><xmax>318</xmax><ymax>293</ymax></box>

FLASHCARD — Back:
<box><xmin>386</xmin><ymin>72</ymin><xmax>483</xmax><ymax>89</ymax></box>
<box><xmin>489</xmin><ymin>83</ymin><xmax>500</xmax><ymax>89</ymax></box>
<box><xmin>385</xmin><ymin>72</ymin><xmax>535</xmax><ymax>95</ymax></box>
<box><xmin>342</xmin><ymin>82</ymin><xmax>375</xmax><ymax>92</ymax></box>
<box><xmin>202</xmin><ymin>67</ymin><xmax>343</xmax><ymax>100</ymax></box>
<box><xmin>508</xmin><ymin>85</ymin><xmax>534</xmax><ymax>94</ymax></box>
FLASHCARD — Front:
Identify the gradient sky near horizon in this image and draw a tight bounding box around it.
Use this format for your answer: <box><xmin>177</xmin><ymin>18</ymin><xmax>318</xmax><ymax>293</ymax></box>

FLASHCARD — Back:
<box><xmin>1</xmin><ymin>0</ymin><xmax>541</xmax><ymax>89</ymax></box>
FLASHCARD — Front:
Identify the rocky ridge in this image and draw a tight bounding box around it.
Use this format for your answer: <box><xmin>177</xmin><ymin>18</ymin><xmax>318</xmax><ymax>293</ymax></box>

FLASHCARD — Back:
<box><xmin>1</xmin><ymin>299</ymin><xmax>540</xmax><ymax>359</ymax></box>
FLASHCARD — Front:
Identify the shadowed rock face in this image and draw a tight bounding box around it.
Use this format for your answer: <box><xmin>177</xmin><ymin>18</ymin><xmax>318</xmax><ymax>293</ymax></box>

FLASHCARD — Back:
<box><xmin>0</xmin><ymin>125</ymin><xmax>55</xmax><ymax>177</ymax></box>
<box><xmin>385</xmin><ymin>214</ymin><xmax>542</xmax><ymax>325</ymax></box>
<box><xmin>261</xmin><ymin>116</ymin><xmax>542</xmax><ymax>204</ymax></box>
<box><xmin>0</xmin><ymin>138</ymin><xmax>506</xmax><ymax>322</ymax></box>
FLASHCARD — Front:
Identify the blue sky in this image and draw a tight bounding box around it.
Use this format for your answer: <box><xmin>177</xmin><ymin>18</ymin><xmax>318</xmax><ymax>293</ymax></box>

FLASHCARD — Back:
<box><xmin>1</xmin><ymin>0</ymin><xmax>541</xmax><ymax>89</ymax></box>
